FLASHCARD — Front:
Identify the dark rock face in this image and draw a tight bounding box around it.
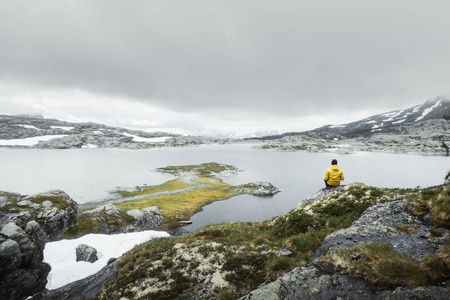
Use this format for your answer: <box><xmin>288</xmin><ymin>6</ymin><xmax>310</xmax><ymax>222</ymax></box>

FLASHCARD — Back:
<box><xmin>76</xmin><ymin>244</ymin><xmax>98</xmax><ymax>263</ymax></box>
<box><xmin>31</xmin><ymin>261</ymin><xmax>117</xmax><ymax>300</ymax></box>
<box><xmin>0</xmin><ymin>190</ymin><xmax>77</xmax><ymax>300</ymax></box>
<box><xmin>242</xmin><ymin>266</ymin><xmax>449</xmax><ymax>300</ymax></box>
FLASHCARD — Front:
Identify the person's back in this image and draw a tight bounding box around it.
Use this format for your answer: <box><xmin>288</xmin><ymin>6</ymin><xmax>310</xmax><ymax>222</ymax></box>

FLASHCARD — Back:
<box><xmin>324</xmin><ymin>159</ymin><xmax>344</xmax><ymax>188</ymax></box>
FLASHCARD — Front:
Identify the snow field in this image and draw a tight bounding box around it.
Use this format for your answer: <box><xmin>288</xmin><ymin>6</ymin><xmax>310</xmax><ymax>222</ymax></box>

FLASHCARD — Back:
<box><xmin>44</xmin><ymin>230</ymin><xmax>170</xmax><ymax>290</ymax></box>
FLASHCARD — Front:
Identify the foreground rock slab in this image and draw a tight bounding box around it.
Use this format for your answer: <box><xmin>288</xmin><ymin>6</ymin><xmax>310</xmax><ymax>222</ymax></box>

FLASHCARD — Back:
<box><xmin>242</xmin><ymin>266</ymin><xmax>449</xmax><ymax>300</ymax></box>
<box><xmin>0</xmin><ymin>190</ymin><xmax>77</xmax><ymax>300</ymax></box>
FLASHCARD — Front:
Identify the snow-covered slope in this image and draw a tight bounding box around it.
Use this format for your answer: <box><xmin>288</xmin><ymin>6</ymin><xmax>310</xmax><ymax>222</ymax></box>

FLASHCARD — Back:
<box><xmin>312</xmin><ymin>96</ymin><xmax>450</xmax><ymax>137</ymax></box>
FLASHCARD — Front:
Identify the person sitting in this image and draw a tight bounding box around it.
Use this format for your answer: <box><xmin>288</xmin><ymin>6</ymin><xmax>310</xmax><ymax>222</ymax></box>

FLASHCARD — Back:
<box><xmin>324</xmin><ymin>159</ymin><xmax>344</xmax><ymax>188</ymax></box>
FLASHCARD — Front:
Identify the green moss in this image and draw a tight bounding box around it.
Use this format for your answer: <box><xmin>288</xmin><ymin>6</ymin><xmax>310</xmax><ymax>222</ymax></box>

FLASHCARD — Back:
<box><xmin>63</xmin><ymin>208</ymin><xmax>137</xmax><ymax>239</ymax></box>
<box><xmin>429</xmin><ymin>228</ymin><xmax>443</xmax><ymax>237</ymax></box>
<box><xmin>288</xmin><ymin>230</ymin><xmax>329</xmax><ymax>253</ymax></box>
<box><xmin>267</xmin><ymin>256</ymin><xmax>296</xmax><ymax>272</ymax></box>
<box><xmin>319</xmin><ymin>243</ymin><xmax>429</xmax><ymax>287</ymax></box>
<box><xmin>405</xmin><ymin>185</ymin><xmax>450</xmax><ymax>228</ymax></box>
<box><xmin>394</xmin><ymin>224</ymin><xmax>412</xmax><ymax>234</ymax></box>
<box><xmin>223</xmin><ymin>253</ymin><xmax>266</xmax><ymax>292</ymax></box>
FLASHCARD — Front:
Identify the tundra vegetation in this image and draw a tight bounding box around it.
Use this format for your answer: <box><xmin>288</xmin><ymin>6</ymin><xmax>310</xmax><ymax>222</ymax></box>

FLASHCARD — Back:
<box><xmin>94</xmin><ymin>181</ymin><xmax>449</xmax><ymax>299</ymax></box>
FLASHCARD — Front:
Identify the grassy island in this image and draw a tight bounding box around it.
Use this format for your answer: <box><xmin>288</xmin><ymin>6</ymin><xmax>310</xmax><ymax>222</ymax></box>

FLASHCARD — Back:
<box><xmin>65</xmin><ymin>162</ymin><xmax>278</xmax><ymax>238</ymax></box>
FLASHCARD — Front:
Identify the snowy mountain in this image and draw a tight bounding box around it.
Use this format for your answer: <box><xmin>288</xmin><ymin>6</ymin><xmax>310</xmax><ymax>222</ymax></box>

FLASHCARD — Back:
<box><xmin>257</xmin><ymin>96</ymin><xmax>450</xmax><ymax>140</ymax></box>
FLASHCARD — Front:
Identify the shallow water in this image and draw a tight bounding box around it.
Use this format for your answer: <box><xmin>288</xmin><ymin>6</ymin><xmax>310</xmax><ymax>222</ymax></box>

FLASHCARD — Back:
<box><xmin>1</xmin><ymin>144</ymin><xmax>448</xmax><ymax>231</ymax></box>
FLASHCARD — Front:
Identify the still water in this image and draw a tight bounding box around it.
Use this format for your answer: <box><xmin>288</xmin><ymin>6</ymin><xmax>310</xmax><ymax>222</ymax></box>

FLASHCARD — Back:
<box><xmin>1</xmin><ymin>144</ymin><xmax>448</xmax><ymax>231</ymax></box>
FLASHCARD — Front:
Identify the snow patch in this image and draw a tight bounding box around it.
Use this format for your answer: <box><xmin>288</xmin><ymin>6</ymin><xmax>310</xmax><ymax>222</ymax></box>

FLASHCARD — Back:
<box><xmin>0</xmin><ymin>135</ymin><xmax>68</xmax><ymax>146</ymax></box>
<box><xmin>82</xmin><ymin>144</ymin><xmax>98</xmax><ymax>149</ymax></box>
<box><xmin>122</xmin><ymin>133</ymin><xmax>169</xmax><ymax>143</ymax></box>
<box><xmin>18</xmin><ymin>124</ymin><xmax>41</xmax><ymax>130</ymax></box>
<box><xmin>415</xmin><ymin>100</ymin><xmax>442</xmax><ymax>122</ymax></box>
<box><xmin>392</xmin><ymin>119</ymin><xmax>406</xmax><ymax>124</ymax></box>
<box><xmin>44</xmin><ymin>230</ymin><xmax>170</xmax><ymax>290</ymax></box>
<box><xmin>329</xmin><ymin>125</ymin><xmax>347</xmax><ymax>128</ymax></box>
<box><xmin>50</xmin><ymin>126</ymin><xmax>74</xmax><ymax>131</ymax></box>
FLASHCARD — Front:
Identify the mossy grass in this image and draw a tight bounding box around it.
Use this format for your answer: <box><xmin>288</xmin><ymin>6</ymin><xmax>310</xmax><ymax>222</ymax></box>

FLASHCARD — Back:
<box><xmin>319</xmin><ymin>242</ymin><xmax>448</xmax><ymax>287</ymax></box>
<box><xmin>272</xmin><ymin>183</ymin><xmax>409</xmax><ymax>238</ymax></box>
<box><xmin>116</xmin><ymin>178</ymin><xmax>239</xmax><ymax>229</ymax></box>
<box><xmin>405</xmin><ymin>184</ymin><xmax>450</xmax><ymax>227</ymax></box>
<box><xmin>114</xmin><ymin>179</ymin><xmax>189</xmax><ymax>198</ymax></box>
<box><xmin>64</xmin><ymin>209</ymin><xmax>137</xmax><ymax>238</ymax></box>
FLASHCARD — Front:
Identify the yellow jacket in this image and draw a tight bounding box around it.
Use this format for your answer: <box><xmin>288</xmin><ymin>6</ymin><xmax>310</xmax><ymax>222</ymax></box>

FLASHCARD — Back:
<box><xmin>324</xmin><ymin>165</ymin><xmax>344</xmax><ymax>186</ymax></box>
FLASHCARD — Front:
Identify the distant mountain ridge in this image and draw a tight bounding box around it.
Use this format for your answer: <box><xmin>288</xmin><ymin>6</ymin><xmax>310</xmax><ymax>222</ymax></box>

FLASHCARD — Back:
<box><xmin>0</xmin><ymin>114</ymin><xmax>180</xmax><ymax>149</ymax></box>
<box><xmin>255</xmin><ymin>96</ymin><xmax>450</xmax><ymax>140</ymax></box>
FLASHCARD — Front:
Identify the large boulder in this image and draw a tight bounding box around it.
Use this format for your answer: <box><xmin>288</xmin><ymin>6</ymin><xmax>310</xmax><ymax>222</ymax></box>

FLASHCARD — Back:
<box><xmin>0</xmin><ymin>190</ymin><xmax>77</xmax><ymax>300</ymax></box>
<box><xmin>76</xmin><ymin>244</ymin><xmax>98</xmax><ymax>263</ymax></box>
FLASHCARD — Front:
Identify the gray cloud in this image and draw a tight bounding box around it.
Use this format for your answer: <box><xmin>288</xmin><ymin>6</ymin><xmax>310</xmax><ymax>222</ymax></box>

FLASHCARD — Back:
<box><xmin>1</xmin><ymin>0</ymin><xmax>450</xmax><ymax>119</ymax></box>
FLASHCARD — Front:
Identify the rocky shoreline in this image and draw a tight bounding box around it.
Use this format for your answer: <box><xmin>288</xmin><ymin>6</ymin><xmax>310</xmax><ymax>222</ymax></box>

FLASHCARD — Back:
<box><xmin>255</xmin><ymin>119</ymin><xmax>450</xmax><ymax>155</ymax></box>
<box><xmin>1</xmin><ymin>168</ymin><xmax>449</xmax><ymax>299</ymax></box>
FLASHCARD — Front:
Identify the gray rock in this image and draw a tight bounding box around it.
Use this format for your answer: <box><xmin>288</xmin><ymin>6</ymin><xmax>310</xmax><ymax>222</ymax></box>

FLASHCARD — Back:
<box><xmin>314</xmin><ymin>200</ymin><xmax>448</xmax><ymax>260</ymax></box>
<box><xmin>76</xmin><ymin>244</ymin><xmax>98</xmax><ymax>263</ymax></box>
<box><xmin>0</xmin><ymin>196</ymin><xmax>10</xmax><ymax>208</ymax></box>
<box><xmin>0</xmin><ymin>190</ymin><xmax>77</xmax><ymax>299</ymax></box>
<box><xmin>76</xmin><ymin>204</ymin><xmax>162</xmax><ymax>235</ymax></box>
<box><xmin>238</xmin><ymin>182</ymin><xmax>280</xmax><ymax>196</ymax></box>
<box><xmin>42</xmin><ymin>200</ymin><xmax>53</xmax><ymax>208</ymax></box>
<box><xmin>260</xmin><ymin>249</ymin><xmax>292</xmax><ymax>257</ymax></box>
<box><xmin>242</xmin><ymin>266</ymin><xmax>450</xmax><ymax>300</ymax></box>
<box><xmin>1</xmin><ymin>222</ymin><xmax>27</xmax><ymax>240</ymax></box>
<box><xmin>0</xmin><ymin>239</ymin><xmax>22</xmax><ymax>271</ymax></box>
<box><xmin>126</xmin><ymin>206</ymin><xmax>161</xmax><ymax>231</ymax></box>
<box><xmin>115</xmin><ymin>186</ymin><xmax>143</xmax><ymax>193</ymax></box>
<box><xmin>242</xmin><ymin>266</ymin><xmax>375</xmax><ymax>300</ymax></box>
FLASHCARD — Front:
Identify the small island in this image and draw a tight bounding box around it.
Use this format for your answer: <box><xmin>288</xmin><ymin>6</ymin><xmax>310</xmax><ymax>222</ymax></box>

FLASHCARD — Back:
<box><xmin>64</xmin><ymin>162</ymin><xmax>280</xmax><ymax>238</ymax></box>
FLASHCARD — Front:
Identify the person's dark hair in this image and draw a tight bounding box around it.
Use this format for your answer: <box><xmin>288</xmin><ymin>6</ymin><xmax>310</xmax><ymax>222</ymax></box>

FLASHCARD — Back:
<box><xmin>331</xmin><ymin>159</ymin><xmax>338</xmax><ymax>165</ymax></box>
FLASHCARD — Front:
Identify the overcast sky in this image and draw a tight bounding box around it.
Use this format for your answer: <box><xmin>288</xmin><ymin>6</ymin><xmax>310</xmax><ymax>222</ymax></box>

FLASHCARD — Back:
<box><xmin>1</xmin><ymin>1</ymin><xmax>449</xmax><ymax>135</ymax></box>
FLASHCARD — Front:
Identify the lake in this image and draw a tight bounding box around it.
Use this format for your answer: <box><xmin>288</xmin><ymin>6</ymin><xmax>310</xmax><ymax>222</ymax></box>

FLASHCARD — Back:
<box><xmin>1</xmin><ymin>144</ymin><xmax>448</xmax><ymax>231</ymax></box>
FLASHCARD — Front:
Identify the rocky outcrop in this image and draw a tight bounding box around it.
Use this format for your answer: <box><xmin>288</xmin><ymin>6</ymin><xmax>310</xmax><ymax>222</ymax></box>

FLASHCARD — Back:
<box><xmin>237</xmin><ymin>182</ymin><xmax>280</xmax><ymax>196</ymax></box>
<box><xmin>243</xmin><ymin>184</ymin><xmax>449</xmax><ymax>299</ymax></box>
<box><xmin>242</xmin><ymin>265</ymin><xmax>449</xmax><ymax>300</ymax></box>
<box><xmin>0</xmin><ymin>190</ymin><xmax>77</xmax><ymax>300</ymax></box>
<box><xmin>64</xmin><ymin>204</ymin><xmax>162</xmax><ymax>238</ymax></box>
<box><xmin>314</xmin><ymin>200</ymin><xmax>446</xmax><ymax>260</ymax></box>
<box><xmin>76</xmin><ymin>244</ymin><xmax>98</xmax><ymax>263</ymax></box>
